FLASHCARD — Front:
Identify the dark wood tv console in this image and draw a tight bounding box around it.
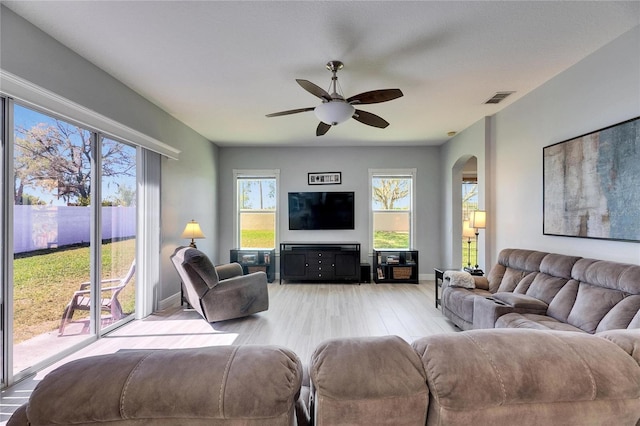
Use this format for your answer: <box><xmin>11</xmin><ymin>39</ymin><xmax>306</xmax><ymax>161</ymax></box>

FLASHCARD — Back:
<box><xmin>279</xmin><ymin>242</ymin><xmax>360</xmax><ymax>284</ymax></box>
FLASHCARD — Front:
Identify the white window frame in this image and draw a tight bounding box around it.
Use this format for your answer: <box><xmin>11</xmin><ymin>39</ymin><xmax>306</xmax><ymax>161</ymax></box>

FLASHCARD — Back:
<box><xmin>232</xmin><ymin>169</ymin><xmax>280</xmax><ymax>249</ymax></box>
<box><xmin>369</xmin><ymin>168</ymin><xmax>417</xmax><ymax>250</ymax></box>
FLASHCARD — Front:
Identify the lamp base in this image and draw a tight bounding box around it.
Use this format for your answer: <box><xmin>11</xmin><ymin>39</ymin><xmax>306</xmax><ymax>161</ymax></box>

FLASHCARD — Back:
<box><xmin>464</xmin><ymin>266</ymin><xmax>484</xmax><ymax>276</ymax></box>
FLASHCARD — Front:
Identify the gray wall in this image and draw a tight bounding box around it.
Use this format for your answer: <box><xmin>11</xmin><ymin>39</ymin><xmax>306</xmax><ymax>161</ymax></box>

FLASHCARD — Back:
<box><xmin>441</xmin><ymin>25</ymin><xmax>640</xmax><ymax>268</ymax></box>
<box><xmin>218</xmin><ymin>146</ymin><xmax>441</xmax><ymax>277</ymax></box>
<box><xmin>1</xmin><ymin>6</ymin><xmax>219</xmax><ymax>306</ymax></box>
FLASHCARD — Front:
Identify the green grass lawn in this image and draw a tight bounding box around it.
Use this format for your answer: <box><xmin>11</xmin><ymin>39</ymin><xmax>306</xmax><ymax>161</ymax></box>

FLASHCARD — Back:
<box><xmin>241</xmin><ymin>230</ymin><xmax>411</xmax><ymax>250</ymax></box>
<box><xmin>15</xmin><ymin>231</ymin><xmax>472</xmax><ymax>344</ymax></box>
<box><xmin>373</xmin><ymin>231</ymin><xmax>409</xmax><ymax>249</ymax></box>
<box><xmin>13</xmin><ymin>239</ymin><xmax>136</xmax><ymax>343</ymax></box>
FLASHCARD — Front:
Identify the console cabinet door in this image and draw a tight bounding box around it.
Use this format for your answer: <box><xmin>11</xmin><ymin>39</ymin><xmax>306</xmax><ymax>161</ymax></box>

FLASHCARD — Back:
<box><xmin>281</xmin><ymin>252</ymin><xmax>307</xmax><ymax>279</ymax></box>
<box><xmin>334</xmin><ymin>252</ymin><xmax>358</xmax><ymax>279</ymax></box>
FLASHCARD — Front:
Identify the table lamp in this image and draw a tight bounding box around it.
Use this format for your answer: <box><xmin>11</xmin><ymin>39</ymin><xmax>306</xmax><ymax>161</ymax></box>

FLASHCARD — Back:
<box><xmin>181</xmin><ymin>220</ymin><xmax>205</xmax><ymax>248</ymax></box>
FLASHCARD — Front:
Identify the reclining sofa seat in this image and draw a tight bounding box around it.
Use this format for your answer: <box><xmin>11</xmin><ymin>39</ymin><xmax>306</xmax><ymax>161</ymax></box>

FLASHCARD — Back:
<box><xmin>443</xmin><ymin>248</ymin><xmax>640</xmax><ymax>333</ymax></box>
<box><xmin>495</xmin><ymin>256</ymin><xmax>640</xmax><ymax>332</ymax></box>
<box><xmin>442</xmin><ymin>249</ymin><xmax>552</xmax><ymax>330</ymax></box>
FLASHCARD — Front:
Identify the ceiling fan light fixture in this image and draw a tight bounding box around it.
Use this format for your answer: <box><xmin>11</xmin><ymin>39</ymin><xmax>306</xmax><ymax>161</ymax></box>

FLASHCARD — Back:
<box><xmin>314</xmin><ymin>100</ymin><xmax>355</xmax><ymax>125</ymax></box>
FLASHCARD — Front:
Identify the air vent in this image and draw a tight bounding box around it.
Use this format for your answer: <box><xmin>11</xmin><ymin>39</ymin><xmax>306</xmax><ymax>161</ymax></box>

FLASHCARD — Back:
<box><xmin>484</xmin><ymin>91</ymin><xmax>515</xmax><ymax>104</ymax></box>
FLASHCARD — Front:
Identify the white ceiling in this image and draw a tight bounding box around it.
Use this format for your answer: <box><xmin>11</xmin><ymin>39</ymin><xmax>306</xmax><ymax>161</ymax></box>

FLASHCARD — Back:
<box><xmin>3</xmin><ymin>1</ymin><xmax>639</xmax><ymax>147</ymax></box>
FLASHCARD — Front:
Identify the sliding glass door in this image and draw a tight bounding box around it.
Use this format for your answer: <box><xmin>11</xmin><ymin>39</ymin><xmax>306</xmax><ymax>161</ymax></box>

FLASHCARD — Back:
<box><xmin>8</xmin><ymin>104</ymin><xmax>138</xmax><ymax>378</ymax></box>
<box><xmin>99</xmin><ymin>137</ymin><xmax>137</xmax><ymax>333</ymax></box>
<box><xmin>12</xmin><ymin>104</ymin><xmax>95</xmax><ymax>374</ymax></box>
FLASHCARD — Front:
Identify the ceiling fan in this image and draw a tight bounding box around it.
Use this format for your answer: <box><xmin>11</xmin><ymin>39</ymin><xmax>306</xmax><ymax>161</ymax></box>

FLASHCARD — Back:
<box><xmin>266</xmin><ymin>61</ymin><xmax>403</xmax><ymax>136</ymax></box>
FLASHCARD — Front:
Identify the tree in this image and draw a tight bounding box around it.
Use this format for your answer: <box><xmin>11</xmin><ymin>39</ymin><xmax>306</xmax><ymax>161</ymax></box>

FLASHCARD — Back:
<box><xmin>372</xmin><ymin>178</ymin><xmax>410</xmax><ymax>210</ymax></box>
<box><xmin>14</xmin><ymin>120</ymin><xmax>135</xmax><ymax>205</ymax></box>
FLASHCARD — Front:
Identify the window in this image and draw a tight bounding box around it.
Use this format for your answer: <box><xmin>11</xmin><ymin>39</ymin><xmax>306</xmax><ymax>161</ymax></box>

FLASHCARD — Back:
<box><xmin>370</xmin><ymin>169</ymin><xmax>416</xmax><ymax>249</ymax></box>
<box><xmin>234</xmin><ymin>170</ymin><xmax>279</xmax><ymax>249</ymax></box>
<box><xmin>462</xmin><ymin>177</ymin><xmax>478</xmax><ymax>268</ymax></box>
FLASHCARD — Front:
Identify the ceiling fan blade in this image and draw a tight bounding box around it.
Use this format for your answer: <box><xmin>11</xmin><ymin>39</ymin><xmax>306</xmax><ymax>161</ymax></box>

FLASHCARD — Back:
<box><xmin>316</xmin><ymin>122</ymin><xmax>331</xmax><ymax>136</ymax></box>
<box><xmin>347</xmin><ymin>89</ymin><xmax>403</xmax><ymax>105</ymax></box>
<box><xmin>266</xmin><ymin>107</ymin><xmax>315</xmax><ymax>118</ymax></box>
<box><xmin>297</xmin><ymin>79</ymin><xmax>332</xmax><ymax>101</ymax></box>
<box><xmin>353</xmin><ymin>109</ymin><xmax>390</xmax><ymax>129</ymax></box>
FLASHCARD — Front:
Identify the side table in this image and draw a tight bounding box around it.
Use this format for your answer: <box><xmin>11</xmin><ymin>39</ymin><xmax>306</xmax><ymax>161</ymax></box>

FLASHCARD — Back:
<box><xmin>434</xmin><ymin>267</ymin><xmax>483</xmax><ymax>309</ymax></box>
<box><xmin>434</xmin><ymin>267</ymin><xmax>447</xmax><ymax>309</ymax></box>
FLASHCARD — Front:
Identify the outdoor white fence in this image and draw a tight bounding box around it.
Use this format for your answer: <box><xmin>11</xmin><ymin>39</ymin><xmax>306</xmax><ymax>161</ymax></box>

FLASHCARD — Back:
<box><xmin>14</xmin><ymin>205</ymin><xmax>136</xmax><ymax>254</ymax></box>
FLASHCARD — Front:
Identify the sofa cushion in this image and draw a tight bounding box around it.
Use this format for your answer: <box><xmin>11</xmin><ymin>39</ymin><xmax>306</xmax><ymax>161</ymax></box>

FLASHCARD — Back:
<box><xmin>495</xmin><ymin>313</ymin><xmax>585</xmax><ymax>332</ymax></box>
<box><xmin>572</xmin><ymin>258</ymin><xmax>640</xmax><ymax>294</ymax></box>
<box><xmin>524</xmin><ymin>273</ymin><xmax>570</xmax><ymax>305</ymax></box>
<box><xmin>183</xmin><ymin>248</ymin><xmax>220</xmax><ymax>289</ymax></box>
<box><xmin>23</xmin><ymin>346</ymin><xmax>303</xmax><ymax>425</ymax></box>
<box><xmin>545</xmin><ymin>280</ymin><xmax>579</xmax><ymax>323</ymax></box>
<box><xmin>597</xmin><ymin>329</ymin><xmax>640</xmax><ymax>365</ymax></box>
<box><xmin>596</xmin><ymin>295</ymin><xmax>640</xmax><ymax>332</ymax></box>
<box><xmin>412</xmin><ymin>329</ymin><xmax>640</xmax><ymax>425</ymax></box>
<box><xmin>311</xmin><ymin>336</ymin><xmax>428</xmax><ymax>426</ymax></box>
<box><xmin>566</xmin><ymin>283</ymin><xmax>625</xmax><ymax>333</ymax></box>
<box><xmin>493</xmin><ymin>249</ymin><xmax>547</xmax><ymax>293</ymax></box>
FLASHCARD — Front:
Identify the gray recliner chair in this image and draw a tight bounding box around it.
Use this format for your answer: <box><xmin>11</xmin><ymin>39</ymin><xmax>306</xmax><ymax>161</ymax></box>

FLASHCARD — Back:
<box><xmin>171</xmin><ymin>246</ymin><xmax>269</xmax><ymax>322</ymax></box>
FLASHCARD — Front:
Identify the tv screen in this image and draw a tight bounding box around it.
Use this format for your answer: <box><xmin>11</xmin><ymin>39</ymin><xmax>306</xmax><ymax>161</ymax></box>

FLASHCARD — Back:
<box><xmin>288</xmin><ymin>192</ymin><xmax>355</xmax><ymax>230</ymax></box>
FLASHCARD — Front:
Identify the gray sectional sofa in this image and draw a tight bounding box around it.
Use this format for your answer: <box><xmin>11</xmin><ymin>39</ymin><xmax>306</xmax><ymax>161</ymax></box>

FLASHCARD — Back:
<box><xmin>442</xmin><ymin>248</ymin><xmax>640</xmax><ymax>332</ymax></box>
<box><xmin>10</xmin><ymin>330</ymin><xmax>640</xmax><ymax>425</ymax></box>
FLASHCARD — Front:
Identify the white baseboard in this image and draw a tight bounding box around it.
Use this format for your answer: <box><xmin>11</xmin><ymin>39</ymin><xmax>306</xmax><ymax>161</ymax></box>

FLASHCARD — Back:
<box><xmin>158</xmin><ymin>292</ymin><xmax>181</xmax><ymax>311</ymax></box>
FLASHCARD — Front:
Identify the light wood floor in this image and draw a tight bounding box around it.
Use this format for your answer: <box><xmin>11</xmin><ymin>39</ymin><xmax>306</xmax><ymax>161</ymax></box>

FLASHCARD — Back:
<box><xmin>0</xmin><ymin>280</ymin><xmax>457</xmax><ymax>423</ymax></box>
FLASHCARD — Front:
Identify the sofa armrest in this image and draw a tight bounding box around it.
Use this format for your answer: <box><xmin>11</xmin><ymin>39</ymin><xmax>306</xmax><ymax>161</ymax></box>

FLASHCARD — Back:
<box><xmin>492</xmin><ymin>292</ymin><xmax>548</xmax><ymax>312</ymax></box>
<box><xmin>215</xmin><ymin>262</ymin><xmax>244</xmax><ymax>280</ymax></box>
<box><xmin>6</xmin><ymin>403</ymin><xmax>28</xmax><ymax>426</ymax></box>
<box><xmin>473</xmin><ymin>296</ymin><xmax>517</xmax><ymax>329</ymax></box>
<box><xmin>597</xmin><ymin>329</ymin><xmax>640</xmax><ymax>365</ymax></box>
<box><xmin>473</xmin><ymin>276</ymin><xmax>490</xmax><ymax>290</ymax></box>
<box><xmin>473</xmin><ymin>293</ymin><xmax>548</xmax><ymax>329</ymax></box>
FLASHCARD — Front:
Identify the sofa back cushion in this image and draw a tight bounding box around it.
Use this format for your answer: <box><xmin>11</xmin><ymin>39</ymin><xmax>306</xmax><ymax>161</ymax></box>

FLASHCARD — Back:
<box><xmin>22</xmin><ymin>346</ymin><xmax>303</xmax><ymax>425</ymax></box>
<box><xmin>565</xmin><ymin>259</ymin><xmax>640</xmax><ymax>333</ymax></box>
<box><xmin>567</xmin><ymin>283</ymin><xmax>626</xmax><ymax>333</ymax></box>
<box><xmin>491</xmin><ymin>249</ymin><xmax>548</xmax><ymax>293</ymax></box>
<box><xmin>411</xmin><ymin>329</ymin><xmax>640</xmax><ymax>415</ymax></box>
<box><xmin>311</xmin><ymin>336</ymin><xmax>428</xmax><ymax>426</ymax></box>
<box><xmin>182</xmin><ymin>248</ymin><xmax>220</xmax><ymax>289</ymax></box>
<box><xmin>597</xmin><ymin>296</ymin><xmax>640</xmax><ymax>332</ymax></box>
<box><xmin>546</xmin><ymin>280</ymin><xmax>580</xmax><ymax>323</ymax></box>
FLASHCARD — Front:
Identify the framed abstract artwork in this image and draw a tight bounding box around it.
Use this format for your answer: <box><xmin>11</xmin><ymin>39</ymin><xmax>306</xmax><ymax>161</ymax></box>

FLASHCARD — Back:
<box><xmin>543</xmin><ymin>116</ymin><xmax>640</xmax><ymax>242</ymax></box>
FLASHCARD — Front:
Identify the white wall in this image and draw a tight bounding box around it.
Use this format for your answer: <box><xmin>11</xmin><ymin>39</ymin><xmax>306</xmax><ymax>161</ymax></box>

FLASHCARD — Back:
<box><xmin>1</xmin><ymin>6</ymin><xmax>219</xmax><ymax>306</ymax></box>
<box><xmin>443</xmin><ymin>25</ymin><xmax>640</xmax><ymax>267</ymax></box>
<box><xmin>218</xmin><ymin>146</ymin><xmax>442</xmax><ymax>277</ymax></box>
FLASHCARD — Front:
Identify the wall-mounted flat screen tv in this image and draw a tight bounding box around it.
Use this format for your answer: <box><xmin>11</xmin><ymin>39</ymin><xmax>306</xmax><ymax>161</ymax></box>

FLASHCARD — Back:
<box><xmin>288</xmin><ymin>192</ymin><xmax>355</xmax><ymax>230</ymax></box>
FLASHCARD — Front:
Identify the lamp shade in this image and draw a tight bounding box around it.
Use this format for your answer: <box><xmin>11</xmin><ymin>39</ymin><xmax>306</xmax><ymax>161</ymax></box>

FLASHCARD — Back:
<box><xmin>181</xmin><ymin>220</ymin><xmax>205</xmax><ymax>240</ymax></box>
<box><xmin>462</xmin><ymin>220</ymin><xmax>476</xmax><ymax>238</ymax></box>
<box><xmin>314</xmin><ymin>100</ymin><xmax>355</xmax><ymax>125</ymax></box>
<box><xmin>470</xmin><ymin>210</ymin><xmax>486</xmax><ymax>229</ymax></box>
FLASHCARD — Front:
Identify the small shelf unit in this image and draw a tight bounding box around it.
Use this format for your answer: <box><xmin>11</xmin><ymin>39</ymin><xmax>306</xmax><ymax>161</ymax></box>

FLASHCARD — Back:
<box><xmin>373</xmin><ymin>249</ymin><xmax>419</xmax><ymax>284</ymax></box>
<box><xmin>230</xmin><ymin>248</ymin><xmax>276</xmax><ymax>283</ymax></box>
